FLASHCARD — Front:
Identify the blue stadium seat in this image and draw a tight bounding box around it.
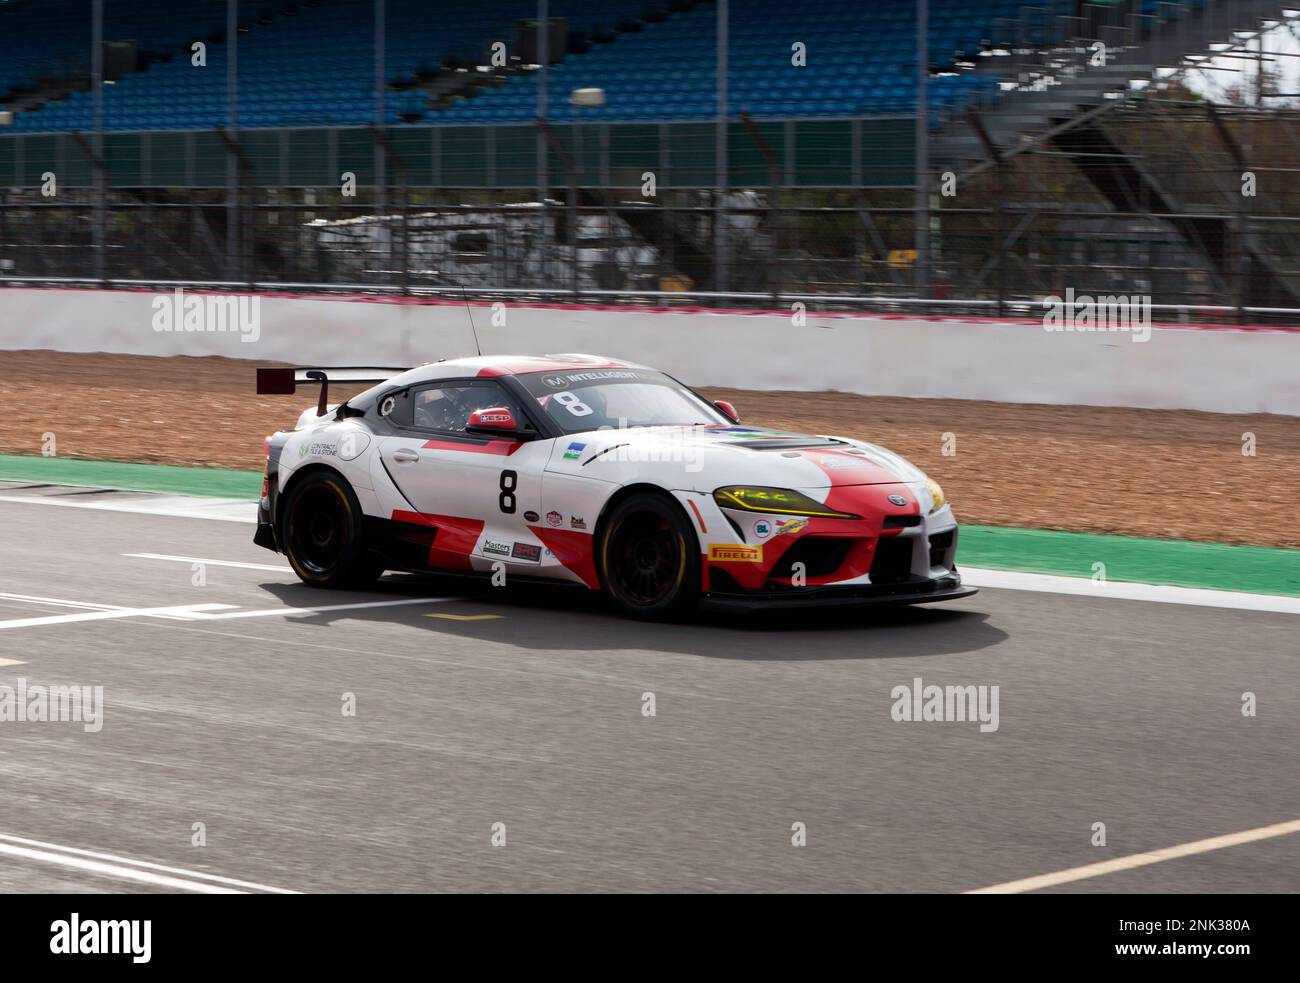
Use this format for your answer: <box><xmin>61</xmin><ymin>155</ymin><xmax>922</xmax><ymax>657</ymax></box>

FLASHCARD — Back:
<box><xmin>2</xmin><ymin>0</ymin><xmax>1064</xmax><ymax>132</ymax></box>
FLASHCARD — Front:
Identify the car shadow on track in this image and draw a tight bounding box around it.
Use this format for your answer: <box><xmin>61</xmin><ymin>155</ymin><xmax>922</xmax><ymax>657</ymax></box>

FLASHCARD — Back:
<box><xmin>248</xmin><ymin>576</ymin><xmax>1007</xmax><ymax>661</ymax></box>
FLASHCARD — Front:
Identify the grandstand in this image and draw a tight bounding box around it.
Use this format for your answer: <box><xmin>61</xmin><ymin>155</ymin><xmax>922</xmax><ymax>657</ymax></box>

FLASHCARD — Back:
<box><xmin>3</xmin><ymin>0</ymin><xmax>1025</xmax><ymax>130</ymax></box>
<box><xmin>1</xmin><ymin>0</ymin><xmax>1299</xmax><ymax>315</ymax></box>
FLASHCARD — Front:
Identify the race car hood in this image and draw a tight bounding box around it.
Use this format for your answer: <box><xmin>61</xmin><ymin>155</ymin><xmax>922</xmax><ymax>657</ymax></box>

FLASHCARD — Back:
<box><xmin>549</xmin><ymin>424</ymin><xmax>927</xmax><ymax>490</ymax></box>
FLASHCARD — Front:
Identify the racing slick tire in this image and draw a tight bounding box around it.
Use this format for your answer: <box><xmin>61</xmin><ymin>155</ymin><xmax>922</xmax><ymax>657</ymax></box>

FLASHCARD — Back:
<box><xmin>597</xmin><ymin>491</ymin><xmax>701</xmax><ymax>620</ymax></box>
<box><xmin>282</xmin><ymin>469</ymin><xmax>385</xmax><ymax>589</ymax></box>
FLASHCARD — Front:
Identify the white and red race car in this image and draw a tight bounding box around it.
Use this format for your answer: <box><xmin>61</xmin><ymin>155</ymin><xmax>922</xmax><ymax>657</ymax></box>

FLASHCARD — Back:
<box><xmin>254</xmin><ymin>354</ymin><xmax>974</xmax><ymax>619</ymax></box>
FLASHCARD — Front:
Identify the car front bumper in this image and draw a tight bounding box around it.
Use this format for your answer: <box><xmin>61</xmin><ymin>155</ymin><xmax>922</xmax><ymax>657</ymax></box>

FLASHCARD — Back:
<box><xmin>698</xmin><ymin>571</ymin><xmax>977</xmax><ymax>613</ymax></box>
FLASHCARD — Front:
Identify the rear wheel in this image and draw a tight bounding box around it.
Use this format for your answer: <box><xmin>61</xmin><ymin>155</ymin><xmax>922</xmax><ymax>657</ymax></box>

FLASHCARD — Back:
<box><xmin>598</xmin><ymin>492</ymin><xmax>700</xmax><ymax>620</ymax></box>
<box><xmin>282</xmin><ymin>470</ymin><xmax>384</xmax><ymax>588</ymax></box>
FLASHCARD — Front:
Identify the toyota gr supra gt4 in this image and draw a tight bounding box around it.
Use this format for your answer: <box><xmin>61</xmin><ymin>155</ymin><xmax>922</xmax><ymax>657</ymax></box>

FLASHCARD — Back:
<box><xmin>253</xmin><ymin>354</ymin><xmax>975</xmax><ymax>619</ymax></box>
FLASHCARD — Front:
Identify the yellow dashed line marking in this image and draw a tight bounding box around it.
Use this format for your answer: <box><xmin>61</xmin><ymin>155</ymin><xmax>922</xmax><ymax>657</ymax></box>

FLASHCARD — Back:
<box><xmin>425</xmin><ymin>613</ymin><xmax>503</xmax><ymax>622</ymax></box>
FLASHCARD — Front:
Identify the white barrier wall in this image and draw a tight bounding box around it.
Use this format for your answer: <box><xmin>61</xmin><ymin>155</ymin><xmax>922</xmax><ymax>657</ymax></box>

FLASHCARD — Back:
<box><xmin>3</xmin><ymin>287</ymin><xmax>1299</xmax><ymax>415</ymax></box>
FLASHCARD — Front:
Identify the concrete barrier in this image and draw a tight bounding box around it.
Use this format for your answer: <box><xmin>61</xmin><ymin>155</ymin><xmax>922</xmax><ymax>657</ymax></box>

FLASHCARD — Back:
<box><xmin>3</xmin><ymin>287</ymin><xmax>1299</xmax><ymax>415</ymax></box>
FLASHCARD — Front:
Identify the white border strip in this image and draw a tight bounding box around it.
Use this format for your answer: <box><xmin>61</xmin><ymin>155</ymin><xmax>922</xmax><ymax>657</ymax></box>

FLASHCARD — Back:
<box><xmin>962</xmin><ymin>567</ymin><xmax>1300</xmax><ymax>615</ymax></box>
<box><xmin>966</xmin><ymin>818</ymin><xmax>1300</xmax><ymax>893</ymax></box>
<box><xmin>0</xmin><ymin>832</ymin><xmax>298</xmax><ymax>894</ymax></box>
<box><xmin>0</xmin><ymin>493</ymin><xmax>256</xmax><ymax>523</ymax></box>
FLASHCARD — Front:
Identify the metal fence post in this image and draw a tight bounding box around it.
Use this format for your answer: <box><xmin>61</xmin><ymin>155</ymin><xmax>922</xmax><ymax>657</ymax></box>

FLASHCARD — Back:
<box><xmin>375</xmin><ymin>0</ymin><xmax>389</xmax><ymax>279</ymax></box>
<box><xmin>915</xmin><ymin>0</ymin><xmax>930</xmax><ymax>300</ymax></box>
<box><xmin>715</xmin><ymin>0</ymin><xmax>729</xmax><ymax>297</ymax></box>
<box><xmin>535</xmin><ymin>0</ymin><xmax>550</xmax><ymax>291</ymax></box>
<box><xmin>92</xmin><ymin>0</ymin><xmax>105</xmax><ymax>284</ymax></box>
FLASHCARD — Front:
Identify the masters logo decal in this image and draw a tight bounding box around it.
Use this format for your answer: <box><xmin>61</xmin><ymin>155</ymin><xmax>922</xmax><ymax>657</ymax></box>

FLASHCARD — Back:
<box><xmin>708</xmin><ymin>544</ymin><xmax>764</xmax><ymax>563</ymax></box>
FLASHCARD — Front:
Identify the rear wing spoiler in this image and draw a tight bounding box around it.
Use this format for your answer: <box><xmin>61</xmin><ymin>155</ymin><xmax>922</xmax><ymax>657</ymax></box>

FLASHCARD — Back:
<box><xmin>256</xmin><ymin>366</ymin><xmax>409</xmax><ymax>417</ymax></box>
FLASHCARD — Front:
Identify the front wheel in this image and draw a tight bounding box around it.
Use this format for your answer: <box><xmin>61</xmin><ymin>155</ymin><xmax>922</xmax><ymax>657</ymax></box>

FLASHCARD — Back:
<box><xmin>597</xmin><ymin>492</ymin><xmax>700</xmax><ymax>620</ymax></box>
<box><xmin>282</xmin><ymin>470</ymin><xmax>384</xmax><ymax>588</ymax></box>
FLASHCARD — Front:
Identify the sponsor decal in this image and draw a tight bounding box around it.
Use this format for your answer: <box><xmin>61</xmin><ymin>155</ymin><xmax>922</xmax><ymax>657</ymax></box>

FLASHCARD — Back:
<box><xmin>542</xmin><ymin>370</ymin><xmax>639</xmax><ymax>389</ymax></box>
<box><xmin>300</xmin><ymin>439</ymin><xmax>337</xmax><ymax>458</ymax></box>
<box><xmin>478</xmin><ymin>412</ymin><xmax>512</xmax><ymax>424</ymax></box>
<box><xmin>569</xmin><ymin>515</ymin><xmax>587</xmax><ymax>531</ymax></box>
<box><xmin>523</xmin><ymin>510</ymin><xmax>540</xmax><ymax>523</ymax></box>
<box><xmin>708</xmin><ymin>544</ymin><xmax>764</xmax><ymax>563</ymax></box>
<box><xmin>511</xmin><ymin>542</ymin><xmax>542</xmax><ymax>562</ymax></box>
<box><xmin>703</xmin><ymin>427</ymin><xmax>785</xmax><ymax>440</ymax></box>
<box><xmin>481</xmin><ymin>540</ymin><xmax>511</xmax><ymax>557</ymax></box>
<box><xmin>562</xmin><ymin>441</ymin><xmax>586</xmax><ymax>461</ymax></box>
<box><xmin>888</xmin><ymin>494</ymin><xmax>908</xmax><ymax>506</ymax></box>
<box><xmin>752</xmin><ymin>518</ymin><xmax>773</xmax><ymax>540</ymax></box>
<box><xmin>546</xmin><ymin>510</ymin><xmax>563</xmax><ymax>527</ymax></box>
<box><xmin>775</xmin><ymin>517</ymin><xmax>808</xmax><ymax>537</ymax></box>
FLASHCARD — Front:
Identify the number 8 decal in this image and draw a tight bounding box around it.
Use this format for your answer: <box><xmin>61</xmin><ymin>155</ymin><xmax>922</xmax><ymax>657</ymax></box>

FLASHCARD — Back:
<box><xmin>554</xmin><ymin>391</ymin><xmax>592</xmax><ymax>416</ymax></box>
<box><xmin>499</xmin><ymin>469</ymin><xmax>517</xmax><ymax>514</ymax></box>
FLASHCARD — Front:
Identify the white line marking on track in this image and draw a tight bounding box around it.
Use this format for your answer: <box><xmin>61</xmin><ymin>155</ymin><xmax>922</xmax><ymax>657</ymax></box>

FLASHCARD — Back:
<box><xmin>185</xmin><ymin>597</ymin><xmax>457</xmax><ymax>620</ymax></box>
<box><xmin>965</xmin><ymin>818</ymin><xmax>1300</xmax><ymax>894</ymax></box>
<box><xmin>0</xmin><ymin>493</ymin><xmax>256</xmax><ymax>523</ymax></box>
<box><xmin>0</xmin><ymin>588</ymin><xmax>452</xmax><ymax>630</ymax></box>
<box><xmin>962</xmin><ymin>567</ymin><xmax>1300</xmax><ymax>616</ymax></box>
<box><xmin>0</xmin><ymin>604</ymin><xmax>235</xmax><ymax>631</ymax></box>
<box><xmin>0</xmin><ymin>832</ymin><xmax>298</xmax><ymax>894</ymax></box>
<box><xmin>0</xmin><ymin>590</ymin><xmax>235</xmax><ymax>624</ymax></box>
<box><xmin>0</xmin><ymin>658</ymin><xmax>26</xmax><ymax>667</ymax></box>
<box><xmin>124</xmin><ymin>552</ymin><xmax>293</xmax><ymax>573</ymax></box>
<box><xmin>0</xmin><ymin>591</ymin><xmax>123</xmax><ymax>611</ymax></box>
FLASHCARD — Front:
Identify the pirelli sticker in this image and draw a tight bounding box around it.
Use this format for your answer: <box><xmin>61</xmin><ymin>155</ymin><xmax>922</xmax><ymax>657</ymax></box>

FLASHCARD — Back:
<box><xmin>708</xmin><ymin>544</ymin><xmax>764</xmax><ymax>563</ymax></box>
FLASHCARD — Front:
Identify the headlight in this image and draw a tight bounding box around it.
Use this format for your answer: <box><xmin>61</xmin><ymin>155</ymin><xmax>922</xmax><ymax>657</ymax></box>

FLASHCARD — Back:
<box><xmin>926</xmin><ymin>478</ymin><xmax>946</xmax><ymax>513</ymax></box>
<box><xmin>713</xmin><ymin>486</ymin><xmax>859</xmax><ymax>519</ymax></box>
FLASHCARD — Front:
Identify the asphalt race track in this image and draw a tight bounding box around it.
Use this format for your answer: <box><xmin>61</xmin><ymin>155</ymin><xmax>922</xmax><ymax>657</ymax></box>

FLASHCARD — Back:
<box><xmin>1</xmin><ymin>483</ymin><xmax>1297</xmax><ymax>893</ymax></box>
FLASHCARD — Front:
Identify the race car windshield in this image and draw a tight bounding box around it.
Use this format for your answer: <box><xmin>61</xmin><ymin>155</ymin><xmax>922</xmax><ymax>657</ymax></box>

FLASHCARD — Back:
<box><xmin>517</xmin><ymin>368</ymin><xmax>728</xmax><ymax>435</ymax></box>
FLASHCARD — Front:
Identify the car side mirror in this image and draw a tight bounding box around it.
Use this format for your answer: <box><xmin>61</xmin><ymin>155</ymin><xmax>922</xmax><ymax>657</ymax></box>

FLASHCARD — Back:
<box><xmin>713</xmin><ymin>399</ymin><xmax>740</xmax><ymax>423</ymax></box>
<box><xmin>466</xmin><ymin>407</ymin><xmax>524</xmax><ymax>435</ymax></box>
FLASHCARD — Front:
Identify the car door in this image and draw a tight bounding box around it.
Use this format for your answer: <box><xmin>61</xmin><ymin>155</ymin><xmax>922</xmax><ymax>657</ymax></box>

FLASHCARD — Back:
<box><xmin>376</xmin><ymin>379</ymin><xmax>552</xmax><ymax>572</ymax></box>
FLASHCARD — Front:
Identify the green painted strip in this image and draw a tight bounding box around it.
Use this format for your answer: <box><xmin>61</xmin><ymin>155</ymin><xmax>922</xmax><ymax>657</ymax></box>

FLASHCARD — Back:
<box><xmin>2</xmin><ymin>454</ymin><xmax>1297</xmax><ymax>598</ymax></box>
<box><xmin>961</xmin><ymin>525</ymin><xmax>1300</xmax><ymax>599</ymax></box>
<box><xmin>0</xmin><ymin>454</ymin><xmax>261</xmax><ymax>500</ymax></box>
